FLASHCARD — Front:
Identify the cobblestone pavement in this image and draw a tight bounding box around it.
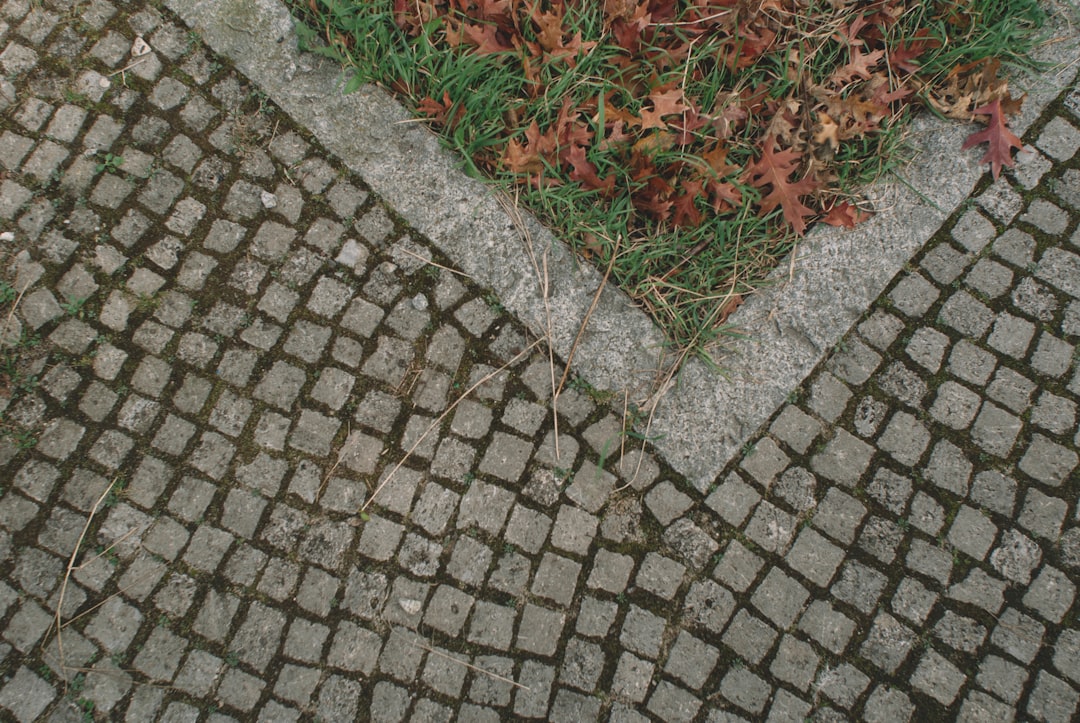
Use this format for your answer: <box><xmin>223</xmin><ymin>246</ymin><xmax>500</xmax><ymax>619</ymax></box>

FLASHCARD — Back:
<box><xmin>1</xmin><ymin>1</ymin><xmax>1080</xmax><ymax>721</ymax></box>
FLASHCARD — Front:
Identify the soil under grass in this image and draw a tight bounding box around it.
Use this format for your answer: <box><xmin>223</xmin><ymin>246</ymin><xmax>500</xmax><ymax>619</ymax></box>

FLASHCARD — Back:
<box><xmin>289</xmin><ymin>0</ymin><xmax>1045</xmax><ymax>358</ymax></box>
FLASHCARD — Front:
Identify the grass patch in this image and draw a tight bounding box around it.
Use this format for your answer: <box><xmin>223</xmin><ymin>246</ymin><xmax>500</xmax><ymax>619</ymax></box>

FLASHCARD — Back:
<box><xmin>289</xmin><ymin>0</ymin><xmax>1044</xmax><ymax>358</ymax></box>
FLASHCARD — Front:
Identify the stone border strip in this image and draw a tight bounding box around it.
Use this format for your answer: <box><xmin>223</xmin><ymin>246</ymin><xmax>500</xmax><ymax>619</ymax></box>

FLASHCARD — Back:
<box><xmin>164</xmin><ymin>0</ymin><xmax>1079</xmax><ymax>491</ymax></box>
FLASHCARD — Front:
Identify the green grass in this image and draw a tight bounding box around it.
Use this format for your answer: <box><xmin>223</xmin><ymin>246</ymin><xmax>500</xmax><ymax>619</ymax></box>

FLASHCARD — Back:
<box><xmin>288</xmin><ymin>0</ymin><xmax>1045</xmax><ymax>359</ymax></box>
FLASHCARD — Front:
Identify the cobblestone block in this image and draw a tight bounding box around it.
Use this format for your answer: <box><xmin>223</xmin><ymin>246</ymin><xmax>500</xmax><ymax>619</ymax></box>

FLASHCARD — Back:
<box><xmin>939</xmin><ymin>290</ymin><xmax>994</xmax><ymax>337</ymax></box>
<box><xmin>970</xmin><ymin>401</ymin><xmax>1022</xmax><ymax>457</ymax></box>
<box><xmin>910</xmin><ymin>649</ymin><xmax>966</xmax><ymax>706</ymax></box>
<box><xmin>1018</xmin><ymin>487</ymin><xmax>1068</xmax><ymax>541</ymax></box>
<box><xmin>532</xmin><ymin>553</ymin><xmax>581</xmax><ymax>607</ymax></box>
<box><xmin>947</xmin><ymin>569</ymin><xmax>1006</xmax><ymax>616</ymax></box>
<box><xmin>1020</xmin><ymin>203</ymin><xmax>1069</xmax><ymax>243</ymax></box>
<box><xmin>1031</xmin><ymin>391</ymin><xmax>1076</xmax><ymax>436</ymax></box>
<box><xmin>921</xmin><ymin>243</ymin><xmax>969</xmax><ymax>284</ymax></box>
<box><xmin>811</xmin><ymin>429</ymin><xmax>873</xmax><ymax>487</ymax></box>
<box><xmin>934</xmin><ymin>609</ymin><xmax>987</xmax><ymax>654</ymax></box>
<box><xmin>632</xmin><ymin>552</ymin><xmax>683</xmax><ymax>600</ymax></box>
<box><xmin>987</xmin><ymin>312</ymin><xmax>1036</xmax><ymax>357</ymax></box>
<box><xmin>1027</xmin><ymin>671</ymin><xmax>1079</xmax><ymax>723</ymax></box>
<box><xmin>813</xmin><ymin>487</ymin><xmax>866</xmax><ymax>544</ymax></box>
<box><xmin>992</xmin><ymin>607</ymin><xmax>1045</xmax><ymax>664</ymax></box>
<box><xmin>750</xmin><ymin>566</ymin><xmax>808</xmax><ymax>629</ymax></box>
<box><xmin>722</xmin><ymin>608</ymin><xmax>777</xmax><ymax>665</ymax></box>
<box><xmin>744</xmin><ymin>501</ymin><xmax>795</xmax><ymax>554</ymax></box>
<box><xmin>947</xmin><ymin>505</ymin><xmax>997</xmax><ymax>560</ymax></box>
<box><xmin>1036</xmin><ymin>116</ymin><xmax>1080</xmax><ymax>160</ymax></box>
<box><xmin>1023</xmin><ymin>566</ymin><xmax>1076</xmax><ymax>624</ymax></box>
<box><xmin>718</xmin><ymin>666</ymin><xmax>771</xmax><ymax>716</ymax></box>
<box><xmin>976</xmin><ymin>657</ymin><xmax>1028</xmax><ymax>706</ymax></box>
<box><xmin>0</xmin><ymin>667</ymin><xmax>55</xmax><ymax>723</ymax></box>
<box><xmin>817</xmin><ymin>663</ymin><xmax>870</xmax><ymax>709</ymax></box>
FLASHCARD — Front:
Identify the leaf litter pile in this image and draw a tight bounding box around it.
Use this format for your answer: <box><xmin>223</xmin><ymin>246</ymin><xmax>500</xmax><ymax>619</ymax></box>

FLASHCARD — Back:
<box><xmin>293</xmin><ymin>0</ymin><xmax>1044</xmax><ymax>356</ymax></box>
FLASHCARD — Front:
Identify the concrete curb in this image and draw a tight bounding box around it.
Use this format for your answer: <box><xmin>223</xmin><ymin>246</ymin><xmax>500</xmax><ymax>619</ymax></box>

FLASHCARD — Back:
<box><xmin>165</xmin><ymin>0</ymin><xmax>1080</xmax><ymax>490</ymax></box>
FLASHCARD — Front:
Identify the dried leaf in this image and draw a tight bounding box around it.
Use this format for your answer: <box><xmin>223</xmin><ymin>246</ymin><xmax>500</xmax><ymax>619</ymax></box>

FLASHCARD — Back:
<box><xmin>744</xmin><ymin>135</ymin><xmax>819</xmax><ymax>234</ymax></box>
<box><xmin>962</xmin><ymin>98</ymin><xmax>1025</xmax><ymax>179</ymax></box>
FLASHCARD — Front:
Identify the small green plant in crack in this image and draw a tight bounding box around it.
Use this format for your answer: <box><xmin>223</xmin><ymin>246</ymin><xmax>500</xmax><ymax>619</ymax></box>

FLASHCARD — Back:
<box><xmin>94</xmin><ymin>152</ymin><xmax>124</xmax><ymax>175</ymax></box>
<box><xmin>60</xmin><ymin>296</ymin><xmax>87</xmax><ymax>317</ymax></box>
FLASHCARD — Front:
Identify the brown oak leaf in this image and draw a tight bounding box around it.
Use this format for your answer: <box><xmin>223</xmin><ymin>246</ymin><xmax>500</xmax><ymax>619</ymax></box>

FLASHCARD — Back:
<box><xmin>744</xmin><ymin>135</ymin><xmax>819</xmax><ymax>234</ymax></box>
<box><xmin>962</xmin><ymin>98</ymin><xmax>1025</xmax><ymax>179</ymax></box>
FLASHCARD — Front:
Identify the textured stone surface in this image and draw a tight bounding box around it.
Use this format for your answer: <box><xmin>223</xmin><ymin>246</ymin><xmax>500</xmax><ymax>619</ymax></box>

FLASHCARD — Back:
<box><xmin>0</xmin><ymin>1</ymin><xmax>1077</xmax><ymax>721</ymax></box>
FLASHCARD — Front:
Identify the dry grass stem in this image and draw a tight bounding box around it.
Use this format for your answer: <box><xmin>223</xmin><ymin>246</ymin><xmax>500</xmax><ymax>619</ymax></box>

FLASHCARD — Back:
<box><xmin>360</xmin><ymin>338</ymin><xmax>543</xmax><ymax>514</ymax></box>
<box><xmin>404</xmin><ymin>634</ymin><xmax>531</xmax><ymax>691</ymax></box>
<box><xmin>496</xmin><ymin>191</ymin><xmax>562</xmax><ymax>459</ymax></box>
<box><xmin>396</xmin><ymin>247</ymin><xmax>474</xmax><ymax>278</ymax></box>
<box><xmin>553</xmin><ymin>236</ymin><xmax>619</xmax><ymax>403</ymax></box>
<box><xmin>48</xmin><ymin>477</ymin><xmax>117</xmax><ymax>683</ymax></box>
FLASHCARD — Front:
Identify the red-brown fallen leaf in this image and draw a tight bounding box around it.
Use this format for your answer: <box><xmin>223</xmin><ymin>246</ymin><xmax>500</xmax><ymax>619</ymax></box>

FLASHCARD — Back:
<box><xmin>706</xmin><ymin>178</ymin><xmax>742</xmax><ymax>214</ymax></box>
<box><xmin>717</xmin><ymin>293</ymin><xmax>744</xmax><ymax>324</ymax></box>
<box><xmin>700</xmin><ymin>143</ymin><xmax>737</xmax><ymax>177</ymax></box>
<box><xmin>962</xmin><ymin>98</ymin><xmax>1025</xmax><ymax>179</ymax></box>
<box><xmin>416</xmin><ymin>91</ymin><xmax>455</xmax><ymax>125</ymax></box>
<box><xmin>888</xmin><ymin>30</ymin><xmax>940</xmax><ymax>74</ymax></box>
<box><xmin>462</xmin><ymin>23</ymin><xmax>514</xmax><ymax>55</ymax></box>
<box><xmin>813</xmin><ymin>111</ymin><xmax>840</xmax><ymax>150</ymax></box>
<box><xmin>671</xmin><ymin>179</ymin><xmax>704</xmax><ymax>227</ymax></box>
<box><xmin>744</xmin><ymin>135</ymin><xmax>819</xmax><ymax>235</ymax></box>
<box><xmin>567</xmin><ymin>144</ymin><xmax>616</xmax><ymax>195</ymax></box>
<box><xmin>526</xmin><ymin>0</ymin><xmax>566</xmax><ymax>52</ymax></box>
<box><xmin>639</xmin><ymin>86</ymin><xmax>691</xmax><ymax>130</ymax></box>
<box><xmin>477</xmin><ymin>0</ymin><xmax>512</xmax><ymax>23</ymax></box>
<box><xmin>829</xmin><ymin>46</ymin><xmax>884</xmax><ymax>86</ymax></box>
<box><xmin>504</xmin><ymin>138</ymin><xmax>543</xmax><ymax>174</ymax></box>
<box><xmin>821</xmin><ymin>200</ymin><xmax>871</xmax><ymax>228</ymax></box>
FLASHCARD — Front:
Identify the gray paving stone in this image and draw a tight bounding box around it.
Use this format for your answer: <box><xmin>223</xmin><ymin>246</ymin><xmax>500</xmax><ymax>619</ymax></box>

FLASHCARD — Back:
<box><xmin>683</xmin><ymin>578</ymin><xmax>736</xmax><ymax>636</ymax></box>
<box><xmin>1019</xmin><ymin>487</ymin><xmax>1068</xmax><ymax>541</ymax></box>
<box><xmin>611</xmin><ymin>652</ymin><xmax>654</xmax><ymax>703</ymax></box>
<box><xmin>1023</xmin><ymin>566</ymin><xmax>1076</xmax><ymax>624</ymax></box>
<box><xmin>977</xmin><ymin>654</ymin><xmax>1029</xmax><ymax>704</ymax></box>
<box><xmin>992</xmin><ymin>607</ymin><xmax>1045</xmax><ymax>664</ymax></box>
<box><xmin>813</xmin><ymin>487</ymin><xmax>866</xmax><ymax>544</ymax></box>
<box><xmin>1026</xmin><ymin>670</ymin><xmax>1079</xmax><ymax>723</ymax></box>
<box><xmin>889</xmin><ymin>272</ymin><xmax>940</xmax><ymax>317</ymax></box>
<box><xmin>750</xmin><ymin>566</ymin><xmax>809</xmax><ymax>629</ymax></box>
<box><xmin>946</xmin><ymin>341</ymin><xmax>996</xmax><ymax>388</ymax></box>
<box><xmin>558</xmin><ymin>636</ymin><xmax>604</xmax><ymax>693</ymax></box>
<box><xmin>510</xmin><ymin>603</ymin><xmax>562</xmax><ymax>658</ymax></box>
<box><xmin>718</xmin><ymin>666</ymin><xmax>772</xmax><ymax>716</ymax></box>
<box><xmin>740</xmin><ymin>436</ymin><xmax>791</xmax><ymax>488</ymax></box>
<box><xmin>910</xmin><ymin>648</ymin><xmax>967</xmax><ymax>706</ymax></box>
<box><xmin>971</xmin><ymin>401</ymin><xmax>1022</xmax><ymax>457</ymax></box>
<box><xmin>466</xmin><ymin>652</ymin><xmax>511</xmax><ymax>704</ymax></box>
<box><xmin>947</xmin><ymin>568</ymin><xmax>1007</xmax><ymax>614</ymax></box>
<box><xmin>722</xmin><ymin>608</ymin><xmax>777</xmax><ymax>665</ymax></box>
<box><xmin>705</xmin><ymin>473</ymin><xmax>760</xmax><ymax>527</ymax></box>
<box><xmin>421</xmin><ymin>645</ymin><xmax>469</xmax><ymax>698</ymax></box>
<box><xmin>921</xmin><ymin>242</ymin><xmax>969</xmax><ymax>284</ymax></box>
<box><xmin>464</xmin><ymin>596</ymin><xmax>514</xmax><ymax>648</ymax></box>
<box><xmin>811</xmin><ymin>429</ymin><xmax>873</xmax><ymax>487</ymax></box>
<box><xmin>1020</xmin><ymin>433</ymin><xmax>1078</xmax><ymax>486</ymax></box>
<box><xmin>635</xmin><ymin>552</ymin><xmax>686</xmax><ymax>600</ymax></box>
<box><xmin>0</xmin><ymin>667</ymin><xmax>56</xmax><ymax>723</ymax></box>
<box><xmin>967</xmin><ymin>470</ymin><xmax>1015</xmax><ymax>516</ymax></box>
<box><xmin>645</xmin><ymin>679</ymin><xmax>702</xmax><ymax>722</ymax></box>
<box><xmin>769</xmin><ymin>633</ymin><xmax>819</xmax><ymax>692</ymax></box>
<box><xmin>808</xmin><ymin>371</ymin><xmax>853</xmax><ymax>422</ymax></box>
<box><xmin>324</xmin><ymin>620</ymin><xmax>382</xmax><ymax>676</ymax></box>
<box><xmin>773</xmin><ymin>466</ymin><xmax>817</xmax><ymax>511</ymax></box>
<box><xmin>532</xmin><ymin>552</ymin><xmax>581</xmax><ymax>607</ymax></box>
<box><xmin>947</xmin><ymin>505</ymin><xmax>998</xmax><ymax>560</ymax></box>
